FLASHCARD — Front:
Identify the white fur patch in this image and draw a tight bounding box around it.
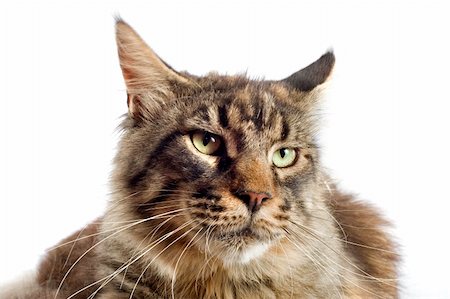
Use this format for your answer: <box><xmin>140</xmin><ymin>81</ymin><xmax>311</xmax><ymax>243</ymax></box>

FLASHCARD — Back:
<box><xmin>239</xmin><ymin>242</ymin><xmax>270</xmax><ymax>264</ymax></box>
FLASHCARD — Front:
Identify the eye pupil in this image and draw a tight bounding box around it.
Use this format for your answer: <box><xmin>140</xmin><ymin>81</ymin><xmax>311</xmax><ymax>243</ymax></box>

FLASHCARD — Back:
<box><xmin>203</xmin><ymin>134</ymin><xmax>211</xmax><ymax>146</ymax></box>
<box><xmin>280</xmin><ymin>148</ymin><xmax>286</xmax><ymax>158</ymax></box>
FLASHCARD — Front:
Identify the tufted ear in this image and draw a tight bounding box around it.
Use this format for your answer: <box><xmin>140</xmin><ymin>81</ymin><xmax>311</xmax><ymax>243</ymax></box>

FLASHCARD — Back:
<box><xmin>115</xmin><ymin>19</ymin><xmax>193</xmax><ymax>120</ymax></box>
<box><xmin>282</xmin><ymin>51</ymin><xmax>335</xmax><ymax>92</ymax></box>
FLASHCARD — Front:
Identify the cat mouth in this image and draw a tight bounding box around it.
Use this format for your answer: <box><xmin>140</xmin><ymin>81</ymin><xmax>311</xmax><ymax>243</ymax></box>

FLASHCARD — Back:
<box><xmin>216</xmin><ymin>226</ymin><xmax>261</xmax><ymax>241</ymax></box>
<box><xmin>234</xmin><ymin>227</ymin><xmax>254</xmax><ymax>237</ymax></box>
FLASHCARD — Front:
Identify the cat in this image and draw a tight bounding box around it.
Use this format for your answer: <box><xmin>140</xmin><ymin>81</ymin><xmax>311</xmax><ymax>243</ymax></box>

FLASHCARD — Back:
<box><xmin>0</xmin><ymin>19</ymin><xmax>399</xmax><ymax>299</ymax></box>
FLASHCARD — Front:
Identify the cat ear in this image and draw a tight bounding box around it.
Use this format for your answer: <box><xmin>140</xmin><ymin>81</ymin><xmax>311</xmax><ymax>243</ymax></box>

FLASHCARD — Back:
<box><xmin>115</xmin><ymin>19</ymin><xmax>193</xmax><ymax>119</ymax></box>
<box><xmin>282</xmin><ymin>51</ymin><xmax>335</xmax><ymax>92</ymax></box>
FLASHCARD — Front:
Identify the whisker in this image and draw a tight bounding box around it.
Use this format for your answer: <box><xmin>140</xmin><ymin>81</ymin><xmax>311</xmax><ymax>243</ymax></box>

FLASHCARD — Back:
<box><xmin>290</xmin><ymin>219</ymin><xmax>397</xmax><ymax>254</ymax></box>
<box><xmin>277</xmin><ymin>239</ymin><xmax>295</xmax><ymax>299</ymax></box>
<box><xmin>283</xmin><ymin>232</ymin><xmax>343</xmax><ymax>298</ymax></box>
<box><xmin>48</xmin><ymin>211</ymin><xmax>187</xmax><ymax>251</ymax></box>
<box><xmin>54</xmin><ymin>208</ymin><xmax>188</xmax><ymax>299</ymax></box>
<box><xmin>294</xmin><ymin>231</ymin><xmax>382</xmax><ymax>299</ymax></box>
<box><xmin>286</xmin><ymin>221</ymin><xmax>397</xmax><ymax>295</ymax></box>
<box><xmin>69</xmin><ymin>215</ymin><xmax>181</xmax><ymax>299</ymax></box>
<box><xmin>84</xmin><ymin>214</ymin><xmax>191</xmax><ymax>299</ymax></box>
<box><xmin>195</xmin><ymin>227</ymin><xmax>220</xmax><ymax>287</ymax></box>
<box><xmin>129</xmin><ymin>220</ymin><xmax>203</xmax><ymax>298</ymax></box>
<box><xmin>61</xmin><ymin>225</ymin><xmax>88</xmax><ymax>270</ymax></box>
<box><xmin>171</xmin><ymin>227</ymin><xmax>205</xmax><ymax>299</ymax></box>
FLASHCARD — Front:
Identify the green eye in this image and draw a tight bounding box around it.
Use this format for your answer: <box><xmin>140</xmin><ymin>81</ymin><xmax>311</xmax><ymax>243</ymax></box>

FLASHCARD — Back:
<box><xmin>191</xmin><ymin>131</ymin><xmax>222</xmax><ymax>155</ymax></box>
<box><xmin>272</xmin><ymin>148</ymin><xmax>297</xmax><ymax>168</ymax></box>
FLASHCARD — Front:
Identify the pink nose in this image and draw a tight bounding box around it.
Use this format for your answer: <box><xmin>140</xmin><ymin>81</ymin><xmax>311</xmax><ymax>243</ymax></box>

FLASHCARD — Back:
<box><xmin>236</xmin><ymin>191</ymin><xmax>272</xmax><ymax>213</ymax></box>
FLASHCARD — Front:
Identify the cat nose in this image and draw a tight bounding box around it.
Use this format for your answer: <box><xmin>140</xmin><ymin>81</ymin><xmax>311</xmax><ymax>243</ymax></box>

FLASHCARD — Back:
<box><xmin>236</xmin><ymin>191</ymin><xmax>272</xmax><ymax>213</ymax></box>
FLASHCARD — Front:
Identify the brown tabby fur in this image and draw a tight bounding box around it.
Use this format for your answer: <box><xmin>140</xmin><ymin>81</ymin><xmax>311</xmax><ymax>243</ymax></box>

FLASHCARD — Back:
<box><xmin>1</xmin><ymin>20</ymin><xmax>399</xmax><ymax>299</ymax></box>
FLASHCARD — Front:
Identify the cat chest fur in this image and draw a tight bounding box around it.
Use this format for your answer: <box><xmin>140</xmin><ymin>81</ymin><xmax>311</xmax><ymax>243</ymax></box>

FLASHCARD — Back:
<box><xmin>95</xmin><ymin>221</ymin><xmax>350</xmax><ymax>299</ymax></box>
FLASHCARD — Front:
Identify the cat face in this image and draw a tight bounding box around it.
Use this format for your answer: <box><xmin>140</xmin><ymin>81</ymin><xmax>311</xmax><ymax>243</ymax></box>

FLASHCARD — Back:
<box><xmin>111</xmin><ymin>21</ymin><xmax>334</xmax><ymax>265</ymax></box>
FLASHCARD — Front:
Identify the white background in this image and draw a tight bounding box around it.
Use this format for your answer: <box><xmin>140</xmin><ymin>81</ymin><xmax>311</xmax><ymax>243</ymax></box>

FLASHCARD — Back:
<box><xmin>0</xmin><ymin>1</ymin><xmax>449</xmax><ymax>298</ymax></box>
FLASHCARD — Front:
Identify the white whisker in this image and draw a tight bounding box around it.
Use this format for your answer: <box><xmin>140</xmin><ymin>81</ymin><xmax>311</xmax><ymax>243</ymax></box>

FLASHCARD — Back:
<box><xmin>55</xmin><ymin>208</ymin><xmax>188</xmax><ymax>299</ymax></box>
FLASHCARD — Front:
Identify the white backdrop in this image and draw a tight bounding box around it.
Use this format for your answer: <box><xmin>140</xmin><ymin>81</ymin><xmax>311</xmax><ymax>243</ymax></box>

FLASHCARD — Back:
<box><xmin>1</xmin><ymin>1</ymin><xmax>449</xmax><ymax>298</ymax></box>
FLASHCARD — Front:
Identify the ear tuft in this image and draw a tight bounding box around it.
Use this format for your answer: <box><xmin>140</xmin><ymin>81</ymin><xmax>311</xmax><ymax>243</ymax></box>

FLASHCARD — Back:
<box><xmin>115</xmin><ymin>20</ymin><xmax>193</xmax><ymax>121</ymax></box>
<box><xmin>115</xmin><ymin>20</ymin><xmax>188</xmax><ymax>91</ymax></box>
<box><xmin>283</xmin><ymin>51</ymin><xmax>335</xmax><ymax>92</ymax></box>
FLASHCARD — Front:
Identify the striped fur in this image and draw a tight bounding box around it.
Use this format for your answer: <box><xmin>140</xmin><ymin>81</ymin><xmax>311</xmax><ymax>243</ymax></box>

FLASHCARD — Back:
<box><xmin>5</xmin><ymin>20</ymin><xmax>398</xmax><ymax>298</ymax></box>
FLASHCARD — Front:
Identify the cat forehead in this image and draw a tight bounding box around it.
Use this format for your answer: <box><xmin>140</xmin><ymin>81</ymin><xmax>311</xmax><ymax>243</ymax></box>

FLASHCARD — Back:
<box><xmin>180</xmin><ymin>76</ymin><xmax>315</xmax><ymax>144</ymax></box>
<box><xmin>196</xmin><ymin>74</ymin><xmax>293</xmax><ymax>100</ymax></box>
<box><xmin>196</xmin><ymin>75</ymin><xmax>312</xmax><ymax>116</ymax></box>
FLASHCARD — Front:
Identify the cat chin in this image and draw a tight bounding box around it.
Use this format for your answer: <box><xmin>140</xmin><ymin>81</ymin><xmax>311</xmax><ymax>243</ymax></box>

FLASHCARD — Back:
<box><xmin>209</xmin><ymin>225</ymin><xmax>282</xmax><ymax>266</ymax></box>
<box><xmin>220</xmin><ymin>241</ymin><xmax>272</xmax><ymax>266</ymax></box>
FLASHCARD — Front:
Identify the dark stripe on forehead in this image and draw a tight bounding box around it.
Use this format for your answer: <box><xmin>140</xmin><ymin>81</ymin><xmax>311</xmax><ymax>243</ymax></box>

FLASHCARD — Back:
<box><xmin>252</xmin><ymin>97</ymin><xmax>264</xmax><ymax>130</ymax></box>
<box><xmin>218</xmin><ymin>105</ymin><xmax>229</xmax><ymax>128</ymax></box>
<box><xmin>281</xmin><ymin>118</ymin><xmax>290</xmax><ymax>141</ymax></box>
<box><xmin>234</xmin><ymin>101</ymin><xmax>252</xmax><ymax>123</ymax></box>
<box><xmin>196</xmin><ymin>105</ymin><xmax>210</xmax><ymax>122</ymax></box>
<box><xmin>266</xmin><ymin>109</ymin><xmax>277</xmax><ymax>130</ymax></box>
<box><xmin>230</xmin><ymin>128</ymin><xmax>246</xmax><ymax>152</ymax></box>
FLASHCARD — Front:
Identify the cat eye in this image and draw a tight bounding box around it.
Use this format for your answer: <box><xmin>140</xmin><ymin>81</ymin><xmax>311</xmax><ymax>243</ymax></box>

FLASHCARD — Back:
<box><xmin>191</xmin><ymin>131</ymin><xmax>222</xmax><ymax>155</ymax></box>
<box><xmin>272</xmin><ymin>148</ymin><xmax>297</xmax><ymax>168</ymax></box>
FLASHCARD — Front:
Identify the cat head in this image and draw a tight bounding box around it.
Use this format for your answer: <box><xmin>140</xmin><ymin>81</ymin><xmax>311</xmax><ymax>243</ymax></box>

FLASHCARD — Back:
<box><xmin>111</xmin><ymin>20</ymin><xmax>334</xmax><ymax>265</ymax></box>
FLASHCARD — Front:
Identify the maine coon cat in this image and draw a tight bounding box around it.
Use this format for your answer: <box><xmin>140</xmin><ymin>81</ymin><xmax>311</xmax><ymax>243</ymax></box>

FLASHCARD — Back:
<box><xmin>0</xmin><ymin>20</ymin><xmax>398</xmax><ymax>299</ymax></box>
